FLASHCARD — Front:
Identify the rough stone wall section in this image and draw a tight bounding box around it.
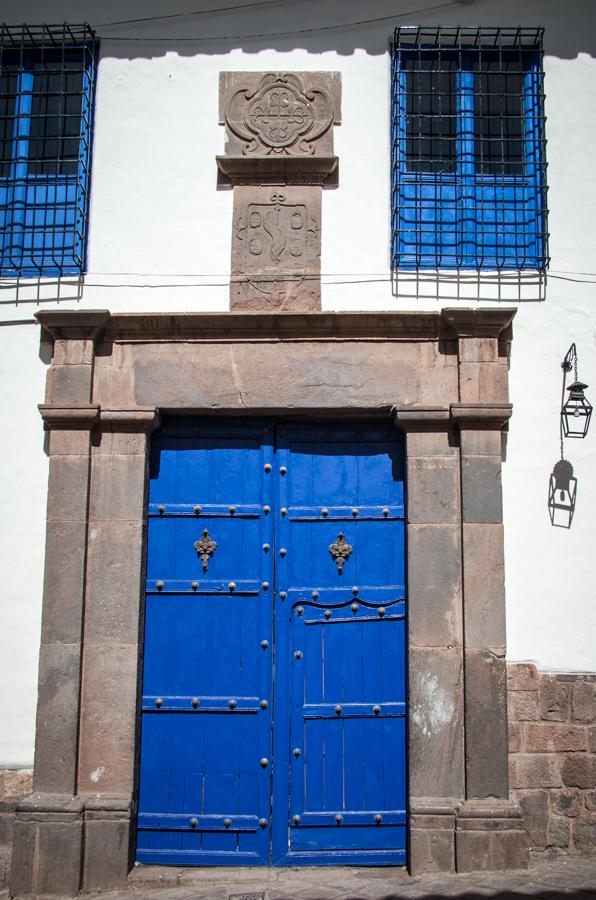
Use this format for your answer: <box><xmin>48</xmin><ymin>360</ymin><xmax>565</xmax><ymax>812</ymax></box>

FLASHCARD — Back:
<box><xmin>508</xmin><ymin>663</ymin><xmax>596</xmax><ymax>856</ymax></box>
<box><xmin>0</xmin><ymin>769</ymin><xmax>32</xmax><ymax>886</ymax></box>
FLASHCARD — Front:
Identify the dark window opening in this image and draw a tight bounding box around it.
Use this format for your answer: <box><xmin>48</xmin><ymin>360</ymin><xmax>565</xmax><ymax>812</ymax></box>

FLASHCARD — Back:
<box><xmin>474</xmin><ymin>58</ymin><xmax>524</xmax><ymax>176</ymax></box>
<box><xmin>404</xmin><ymin>56</ymin><xmax>457</xmax><ymax>174</ymax></box>
<box><xmin>29</xmin><ymin>61</ymin><xmax>85</xmax><ymax>176</ymax></box>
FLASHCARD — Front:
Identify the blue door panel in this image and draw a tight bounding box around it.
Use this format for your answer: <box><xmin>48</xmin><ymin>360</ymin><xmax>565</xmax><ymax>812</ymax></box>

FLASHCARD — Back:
<box><xmin>138</xmin><ymin>420</ymin><xmax>407</xmax><ymax>867</ymax></box>
<box><xmin>272</xmin><ymin>424</ymin><xmax>407</xmax><ymax>866</ymax></box>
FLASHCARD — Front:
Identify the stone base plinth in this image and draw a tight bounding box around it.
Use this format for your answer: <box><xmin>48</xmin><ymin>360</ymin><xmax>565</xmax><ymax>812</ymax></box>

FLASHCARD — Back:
<box><xmin>455</xmin><ymin>800</ymin><xmax>529</xmax><ymax>872</ymax></box>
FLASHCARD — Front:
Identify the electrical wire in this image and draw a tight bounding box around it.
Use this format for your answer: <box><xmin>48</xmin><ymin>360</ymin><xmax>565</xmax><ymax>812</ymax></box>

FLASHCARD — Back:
<box><xmin>97</xmin><ymin>0</ymin><xmax>307</xmax><ymax>29</ymax></box>
<box><xmin>96</xmin><ymin>1</ymin><xmax>460</xmax><ymax>41</ymax></box>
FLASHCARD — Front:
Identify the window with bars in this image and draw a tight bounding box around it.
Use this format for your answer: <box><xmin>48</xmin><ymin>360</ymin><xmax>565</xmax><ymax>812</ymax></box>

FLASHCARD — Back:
<box><xmin>391</xmin><ymin>26</ymin><xmax>548</xmax><ymax>270</ymax></box>
<box><xmin>0</xmin><ymin>24</ymin><xmax>97</xmax><ymax>277</ymax></box>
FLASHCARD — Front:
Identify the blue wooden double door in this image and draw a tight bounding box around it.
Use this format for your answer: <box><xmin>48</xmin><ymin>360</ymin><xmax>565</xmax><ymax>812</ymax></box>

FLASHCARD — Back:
<box><xmin>137</xmin><ymin>420</ymin><xmax>407</xmax><ymax>866</ymax></box>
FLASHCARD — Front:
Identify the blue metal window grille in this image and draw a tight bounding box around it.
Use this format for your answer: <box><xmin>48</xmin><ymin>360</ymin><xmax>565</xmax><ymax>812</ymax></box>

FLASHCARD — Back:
<box><xmin>0</xmin><ymin>24</ymin><xmax>97</xmax><ymax>278</ymax></box>
<box><xmin>391</xmin><ymin>26</ymin><xmax>548</xmax><ymax>270</ymax></box>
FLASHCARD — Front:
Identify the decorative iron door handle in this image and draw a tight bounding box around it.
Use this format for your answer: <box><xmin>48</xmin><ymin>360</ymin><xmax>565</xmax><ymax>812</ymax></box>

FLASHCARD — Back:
<box><xmin>194</xmin><ymin>529</ymin><xmax>217</xmax><ymax>571</ymax></box>
<box><xmin>329</xmin><ymin>532</ymin><xmax>352</xmax><ymax>573</ymax></box>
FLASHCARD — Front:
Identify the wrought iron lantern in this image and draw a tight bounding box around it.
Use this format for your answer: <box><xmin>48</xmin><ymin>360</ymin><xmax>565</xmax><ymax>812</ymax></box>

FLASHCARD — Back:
<box><xmin>561</xmin><ymin>344</ymin><xmax>592</xmax><ymax>438</ymax></box>
<box><xmin>548</xmin><ymin>459</ymin><xmax>577</xmax><ymax>529</ymax></box>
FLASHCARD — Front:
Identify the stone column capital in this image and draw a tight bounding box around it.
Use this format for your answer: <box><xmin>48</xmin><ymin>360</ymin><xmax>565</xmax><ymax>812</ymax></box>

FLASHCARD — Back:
<box><xmin>451</xmin><ymin>403</ymin><xmax>512</xmax><ymax>429</ymax></box>
<box><xmin>441</xmin><ymin>308</ymin><xmax>516</xmax><ymax>339</ymax></box>
<box><xmin>393</xmin><ymin>405</ymin><xmax>451</xmax><ymax>430</ymax></box>
<box><xmin>36</xmin><ymin>310</ymin><xmax>111</xmax><ymax>342</ymax></box>
<box><xmin>38</xmin><ymin>404</ymin><xmax>100</xmax><ymax>430</ymax></box>
<box><xmin>99</xmin><ymin>407</ymin><xmax>161</xmax><ymax>434</ymax></box>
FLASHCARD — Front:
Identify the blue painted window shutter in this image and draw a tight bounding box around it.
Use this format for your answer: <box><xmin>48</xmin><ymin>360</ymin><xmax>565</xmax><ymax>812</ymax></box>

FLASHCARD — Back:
<box><xmin>391</xmin><ymin>26</ymin><xmax>548</xmax><ymax>270</ymax></box>
<box><xmin>0</xmin><ymin>24</ymin><xmax>97</xmax><ymax>277</ymax></box>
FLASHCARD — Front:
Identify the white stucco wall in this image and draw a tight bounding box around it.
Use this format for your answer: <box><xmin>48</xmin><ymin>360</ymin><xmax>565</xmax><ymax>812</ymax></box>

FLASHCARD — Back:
<box><xmin>1</xmin><ymin>0</ymin><xmax>595</xmax><ymax>765</ymax></box>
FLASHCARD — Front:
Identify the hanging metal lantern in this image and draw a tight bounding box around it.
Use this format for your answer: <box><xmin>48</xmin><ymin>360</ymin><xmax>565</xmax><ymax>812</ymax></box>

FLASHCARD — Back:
<box><xmin>548</xmin><ymin>459</ymin><xmax>577</xmax><ymax>529</ymax></box>
<box><xmin>561</xmin><ymin>381</ymin><xmax>592</xmax><ymax>438</ymax></box>
<box><xmin>561</xmin><ymin>344</ymin><xmax>592</xmax><ymax>438</ymax></box>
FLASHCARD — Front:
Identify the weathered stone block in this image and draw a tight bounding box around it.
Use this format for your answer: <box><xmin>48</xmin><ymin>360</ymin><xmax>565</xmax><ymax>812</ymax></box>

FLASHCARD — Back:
<box><xmin>52</xmin><ymin>337</ymin><xmax>95</xmax><ymax>367</ymax></box>
<box><xmin>589</xmin><ymin>726</ymin><xmax>596</xmax><ymax>752</ymax></box>
<box><xmin>458</xmin><ymin>360</ymin><xmax>509</xmax><ymax>405</ymax></box>
<box><xmin>551</xmin><ymin>789</ymin><xmax>582</xmax><ymax>818</ymax></box>
<box><xmin>83</xmin><ymin>816</ymin><xmax>131</xmax><ymax>892</ymax></box>
<box><xmin>407</xmin><ymin>525</ymin><xmax>462</xmax><ymax>649</ymax></box>
<box><xmin>456</xmin><ymin>828</ymin><xmax>528</xmax><ymax>872</ymax></box>
<box><xmin>133</xmin><ymin>337</ymin><xmax>457</xmax><ymax>411</ymax></box>
<box><xmin>540</xmin><ymin>676</ymin><xmax>570</xmax><ymax>722</ymax></box>
<box><xmin>403</xmin><ymin>427</ymin><xmax>457</xmax><ymax>458</ymax></box>
<box><xmin>547</xmin><ymin>816</ymin><xmax>570</xmax><ymax>848</ymax></box>
<box><xmin>410</xmin><ymin>826</ymin><xmax>455</xmax><ymax>874</ymax></box>
<box><xmin>46</xmin><ymin>455</ymin><xmax>90</xmax><ymax>522</ymax></box>
<box><xmin>47</xmin><ymin>426</ymin><xmax>92</xmax><ymax>456</ymax></box>
<box><xmin>458</xmin><ymin>336</ymin><xmax>500</xmax><ymax>364</ymax></box>
<box><xmin>462</xmin><ymin>524</ymin><xmax>506</xmax><ymax>650</ymax></box>
<box><xmin>508</xmin><ymin>721</ymin><xmax>521</xmax><ymax>753</ymax></box>
<box><xmin>409</xmin><ymin>648</ymin><xmax>465</xmax><ymax>799</ymax></box>
<box><xmin>521</xmin><ymin>723</ymin><xmax>587</xmax><ymax>753</ymax></box>
<box><xmin>508</xmin><ymin>663</ymin><xmax>539</xmax><ymax>692</ymax></box>
<box><xmin>561</xmin><ymin>755</ymin><xmax>596</xmax><ymax>789</ymax></box>
<box><xmin>33</xmin><ymin>643</ymin><xmax>81</xmax><ymax>795</ymax></box>
<box><xmin>464</xmin><ymin>649</ymin><xmax>508</xmax><ymax>799</ymax></box>
<box><xmin>461</xmin><ymin>456</ymin><xmax>503</xmax><ymax>523</ymax></box>
<box><xmin>515</xmin><ymin>790</ymin><xmax>549</xmax><ymax>848</ymax></box>
<box><xmin>574</xmin><ymin>818</ymin><xmax>596</xmax><ymax>849</ymax></box>
<box><xmin>571</xmin><ymin>682</ymin><xmax>596</xmax><ymax>723</ymax></box>
<box><xmin>459</xmin><ymin>427</ymin><xmax>503</xmax><ymax>457</ymax></box>
<box><xmin>509</xmin><ymin>754</ymin><xmax>561</xmax><ymax>790</ymax></box>
<box><xmin>406</xmin><ymin>456</ymin><xmax>460</xmax><ymax>524</ymax></box>
<box><xmin>585</xmin><ymin>790</ymin><xmax>596</xmax><ymax>810</ymax></box>
<box><xmin>85</xmin><ymin>522</ymin><xmax>145</xmax><ymax>643</ymax></box>
<box><xmin>9</xmin><ymin>819</ymin><xmax>35</xmax><ymax>896</ymax></box>
<box><xmin>89</xmin><ymin>453</ymin><xmax>147</xmax><ymax>523</ymax></box>
<box><xmin>508</xmin><ymin>691</ymin><xmax>539</xmax><ymax>722</ymax></box>
<box><xmin>78</xmin><ymin>643</ymin><xmax>140</xmax><ymax>795</ymax></box>
<box><xmin>46</xmin><ymin>363</ymin><xmax>93</xmax><ymax>405</ymax></box>
<box><xmin>40</xmin><ymin>521</ymin><xmax>87</xmax><ymax>644</ymax></box>
<box><xmin>37</xmin><ymin>818</ymin><xmax>83</xmax><ymax>896</ymax></box>
<box><xmin>0</xmin><ymin>810</ymin><xmax>15</xmax><ymax>847</ymax></box>
<box><xmin>0</xmin><ymin>770</ymin><xmax>32</xmax><ymax>799</ymax></box>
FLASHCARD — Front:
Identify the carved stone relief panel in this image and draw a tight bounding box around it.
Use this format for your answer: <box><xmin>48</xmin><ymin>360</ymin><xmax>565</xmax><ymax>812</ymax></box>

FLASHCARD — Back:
<box><xmin>219</xmin><ymin>71</ymin><xmax>340</xmax><ymax>159</ymax></box>
<box><xmin>231</xmin><ymin>185</ymin><xmax>321</xmax><ymax>311</ymax></box>
<box><xmin>218</xmin><ymin>71</ymin><xmax>340</xmax><ymax>310</ymax></box>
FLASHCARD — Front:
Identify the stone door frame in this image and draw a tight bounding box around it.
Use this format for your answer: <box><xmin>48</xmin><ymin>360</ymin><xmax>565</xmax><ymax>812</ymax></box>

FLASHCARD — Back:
<box><xmin>10</xmin><ymin>308</ymin><xmax>527</xmax><ymax>898</ymax></box>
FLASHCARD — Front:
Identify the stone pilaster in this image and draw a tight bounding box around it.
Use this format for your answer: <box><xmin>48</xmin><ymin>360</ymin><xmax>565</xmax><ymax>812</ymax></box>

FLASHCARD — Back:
<box><xmin>11</xmin><ymin>314</ymin><xmax>109</xmax><ymax>898</ymax></box>
<box><xmin>78</xmin><ymin>407</ymin><xmax>160</xmax><ymax>893</ymax></box>
<box><xmin>452</xmin><ymin>402</ymin><xmax>528</xmax><ymax>871</ymax></box>
<box><xmin>394</xmin><ymin>407</ymin><xmax>465</xmax><ymax>874</ymax></box>
<box><xmin>11</xmin><ymin>403</ymin><xmax>98</xmax><ymax>897</ymax></box>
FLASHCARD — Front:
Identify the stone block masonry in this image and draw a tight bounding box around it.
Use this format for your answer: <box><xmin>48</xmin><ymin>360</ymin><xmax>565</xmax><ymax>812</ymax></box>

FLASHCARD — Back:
<box><xmin>508</xmin><ymin>663</ymin><xmax>596</xmax><ymax>856</ymax></box>
<box><xmin>0</xmin><ymin>769</ymin><xmax>32</xmax><ymax>887</ymax></box>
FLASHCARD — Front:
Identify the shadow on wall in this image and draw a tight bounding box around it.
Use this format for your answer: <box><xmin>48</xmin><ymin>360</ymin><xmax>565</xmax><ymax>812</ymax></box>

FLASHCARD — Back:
<box><xmin>392</xmin><ymin>269</ymin><xmax>547</xmax><ymax>303</ymax></box>
<box><xmin>2</xmin><ymin>0</ymin><xmax>596</xmax><ymax>59</ymax></box>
